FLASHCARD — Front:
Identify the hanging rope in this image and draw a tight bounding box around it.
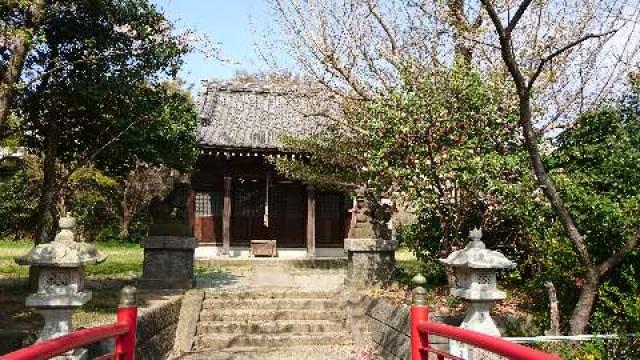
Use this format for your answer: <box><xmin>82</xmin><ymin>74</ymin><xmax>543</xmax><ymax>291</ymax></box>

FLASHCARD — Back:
<box><xmin>263</xmin><ymin>174</ymin><xmax>270</xmax><ymax>227</ymax></box>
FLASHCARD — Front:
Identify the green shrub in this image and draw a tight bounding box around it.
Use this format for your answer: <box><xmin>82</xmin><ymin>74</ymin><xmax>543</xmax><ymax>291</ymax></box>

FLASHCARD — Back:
<box><xmin>0</xmin><ymin>158</ymin><xmax>40</xmax><ymax>238</ymax></box>
<box><xmin>536</xmin><ymin>337</ymin><xmax>640</xmax><ymax>359</ymax></box>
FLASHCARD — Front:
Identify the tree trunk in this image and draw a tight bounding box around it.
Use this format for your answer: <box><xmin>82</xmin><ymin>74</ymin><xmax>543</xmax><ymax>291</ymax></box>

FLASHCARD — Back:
<box><xmin>517</xmin><ymin>93</ymin><xmax>600</xmax><ymax>335</ymax></box>
<box><xmin>0</xmin><ymin>0</ymin><xmax>48</xmax><ymax>139</ymax></box>
<box><xmin>0</xmin><ymin>35</ymin><xmax>28</xmax><ymax>137</ymax></box>
<box><xmin>570</xmin><ymin>269</ymin><xmax>600</xmax><ymax>335</ymax></box>
<box><xmin>35</xmin><ymin>123</ymin><xmax>59</xmax><ymax>244</ymax></box>
<box><xmin>121</xmin><ymin>202</ymin><xmax>132</xmax><ymax>237</ymax></box>
<box><xmin>545</xmin><ymin>281</ymin><xmax>560</xmax><ymax>335</ymax></box>
<box><xmin>447</xmin><ymin>0</ymin><xmax>475</xmax><ymax>65</ymax></box>
<box><xmin>478</xmin><ymin>0</ymin><xmax>639</xmax><ymax>337</ymax></box>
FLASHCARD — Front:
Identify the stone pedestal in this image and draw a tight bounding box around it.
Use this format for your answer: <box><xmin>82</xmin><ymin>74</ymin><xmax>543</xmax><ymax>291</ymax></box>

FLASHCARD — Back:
<box><xmin>345</xmin><ymin>192</ymin><xmax>397</xmax><ymax>288</ymax></box>
<box><xmin>345</xmin><ymin>238</ymin><xmax>398</xmax><ymax>288</ymax></box>
<box><xmin>139</xmin><ymin>236</ymin><xmax>196</xmax><ymax>290</ymax></box>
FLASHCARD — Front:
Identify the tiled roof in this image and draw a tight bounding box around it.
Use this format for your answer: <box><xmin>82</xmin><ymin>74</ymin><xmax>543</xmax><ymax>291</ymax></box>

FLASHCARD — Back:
<box><xmin>197</xmin><ymin>80</ymin><xmax>337</xmax><ymax>150</ymax></box>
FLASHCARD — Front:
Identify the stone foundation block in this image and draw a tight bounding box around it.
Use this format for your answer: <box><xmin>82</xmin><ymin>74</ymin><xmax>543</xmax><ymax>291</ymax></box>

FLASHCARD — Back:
<box><xmin>345</xmin><ymin>238</ymin><xmax>398</xmax><ymax>288</ymax></box>
<box><xmin>139</xmin><ymin>236</ymin><xmax>196</xmax><ymax>290</ymax></box>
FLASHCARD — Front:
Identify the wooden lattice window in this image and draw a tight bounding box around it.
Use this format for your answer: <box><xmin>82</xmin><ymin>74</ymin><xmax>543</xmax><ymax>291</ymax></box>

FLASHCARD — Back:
<box><xmin>286</xmin><ymin>189</ymin><xmax>304</xmax><ymax>219</ymax></box>
<box><xmin>195</xmin><ymin>192</ymin><xmax>222</xmax><ymax>217</ymax></box>
<box><xmin>195</xmin><ymin>193</ymin><xmax>211</xmax><ymax>216</ymax></box>
<box><xmin>269</xmin><ymin>188</ymin><xmax>304</xmax><ymax>219</ymax></box>
<box><xmin>233</xmin><ymin>189</ymin><xmax>264</xmax><ymax>217</ymax></box>
<box><xmin>317</xmin><ymin>193</ymin><xmax>343</xmax><ymax>220</ymax></box>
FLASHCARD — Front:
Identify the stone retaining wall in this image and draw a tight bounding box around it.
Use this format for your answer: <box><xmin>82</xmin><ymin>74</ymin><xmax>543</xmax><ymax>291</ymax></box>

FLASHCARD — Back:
<box><xmin>348</xmin><ymin>294</ymin><xmax>534</xmax><ymax>360</ymax></box>
<box><xmin>136</xmin><ymin>295</ymin><xmax>183</xmax><ymax>360</ymax></box>
<box><xmin>349</xmin><ymin>294</ymin><xmax>423</xmax><ymax>360</ymax></box>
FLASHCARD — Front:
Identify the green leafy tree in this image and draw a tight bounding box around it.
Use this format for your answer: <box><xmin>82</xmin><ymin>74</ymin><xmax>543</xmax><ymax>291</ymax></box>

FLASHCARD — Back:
<box><xmin>542</xmin><ymin>77</ymin><xmax>640</xmax><ymax>333</ymax></box>
<box><xmin>1</xmin><ymin>0</ymin><xmax>48</xmax><ymax>139</ymax></box>
<box><xmin>12</xmin><ymin>1</ymin><xmax>198</xmax><ymax>243</ymax></box>
<box><xmin>275</xmin><ymin>65</ymin><xmax>526</xmax><ymax>257</ymax></box>
<box><xmin>0</xmin><ymin>155</ymin><xmax>41</xmax><ymax>238</ymax></box>
<box><xmin>65</xmin><ymin>166</ymin><xmax>120</xmax><ymax>241</ymax></box>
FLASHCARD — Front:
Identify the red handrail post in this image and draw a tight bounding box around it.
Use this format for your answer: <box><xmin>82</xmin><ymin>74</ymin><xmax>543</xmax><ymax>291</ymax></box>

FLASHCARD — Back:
<box><xmin>410</xmin><ymin>275</ymin><xmax>429</xmax><ymax>360</ymax></box>
<box><xmin>115</xmin><ymin>286</ymin><xmax>138</xmax><ymax>360</ymax></box>
<box><xmin>410</xmin><ymin>304</ymin><xmax>429</xmax><ymax>360</ymax></box>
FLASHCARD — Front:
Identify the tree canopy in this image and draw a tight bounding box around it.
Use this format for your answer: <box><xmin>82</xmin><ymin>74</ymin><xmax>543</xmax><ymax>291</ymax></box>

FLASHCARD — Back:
<box><xmin>2</xmin><ymin>0</ymin><xmax>199</xmax><ymax>242</ymax></box>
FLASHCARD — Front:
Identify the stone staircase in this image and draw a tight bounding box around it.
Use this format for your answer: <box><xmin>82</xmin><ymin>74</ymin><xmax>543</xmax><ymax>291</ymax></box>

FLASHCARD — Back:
<box><xmin>178</xmin><ymin>289</ymin><xmax>355</xmax><ymax>359</ymax></box>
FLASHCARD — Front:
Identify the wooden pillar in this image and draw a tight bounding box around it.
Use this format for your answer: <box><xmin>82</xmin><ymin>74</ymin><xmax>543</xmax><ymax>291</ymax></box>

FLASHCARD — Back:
<box><xmin>306</xmin><ymin>185</ymin><xmax>316</xmax><ymax>257</ymax></box>
<box><xmin>223</xmin><ymin>176</ymin><xmax>232</xmax><ymax>255</ymax></box>
<box><xmin>187</xmin><ymin>190</ymin><xmax>195</xmax><ymax>236</ymax></box>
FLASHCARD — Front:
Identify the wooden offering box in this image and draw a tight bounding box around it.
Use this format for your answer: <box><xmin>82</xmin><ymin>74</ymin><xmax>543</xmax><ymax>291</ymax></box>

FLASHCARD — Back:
<box><xmin>250</xmin><ymin>240</ymin><xmax>277</xmax><ymax>257</ymax></box>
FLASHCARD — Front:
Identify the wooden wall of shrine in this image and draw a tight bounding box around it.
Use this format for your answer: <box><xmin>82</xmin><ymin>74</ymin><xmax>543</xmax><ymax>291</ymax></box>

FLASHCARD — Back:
<box><xmin>191</xmin><ymin>152</ymin><xmax>350</xmax><ymax>253</ymax></box>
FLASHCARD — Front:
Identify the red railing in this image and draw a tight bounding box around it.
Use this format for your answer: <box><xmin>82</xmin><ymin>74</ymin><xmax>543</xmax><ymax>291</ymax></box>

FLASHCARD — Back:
<box><xmin>410</xmin><ymin>288</ymin><xmax>560</xmax><ymax>360</ymax></box>
<box><xmin>0</xmin><ymin>286</ymin><xmax>138</xmax><ymax>360</ymax></box>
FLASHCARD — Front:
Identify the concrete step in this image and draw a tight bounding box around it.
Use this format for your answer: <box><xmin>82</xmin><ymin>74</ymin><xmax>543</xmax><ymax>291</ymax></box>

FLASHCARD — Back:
<box><xmin>192</xmin><ymin>332</ymin><xmax>352</xmax><ymax>351</ymax></box>
<box><xmin>197</xmin><ymin>319</ymin><xmax>347</xmax><ymax>334</ymax></box>
<box><xmin>179</xmin><ymin>346</ymin><xmax>372</xmax><ymax>360</ymax></box>
<box><xmin>204</xmin><ymin>289</ymin><xmax>342</xmax><ymax>301</ymax></box>
<box><xmin>202</xmin><ymin>298</ymin><xmax>343</xmax><ymax>310</ymax></box>
<box><xmin>199</xmin><ymin>308</ymin><xmax>347</xmax><ymax>322</ymax></box>
<box><xmin>196</xmin><ymin>258</ymin><xmax>348</xmax><ymax>269</ymax></box>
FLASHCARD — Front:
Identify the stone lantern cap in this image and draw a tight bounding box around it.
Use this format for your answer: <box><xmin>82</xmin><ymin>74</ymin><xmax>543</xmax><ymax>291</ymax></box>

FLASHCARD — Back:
<box><xmin>15</xmin><ymin>216</ymin><xmax>107</xmax><ymax>267</ymax></box>
<box><xmin>441</xmin><ymin>229</ymin><xmax>515</xmax><ymax>270</ymax></box>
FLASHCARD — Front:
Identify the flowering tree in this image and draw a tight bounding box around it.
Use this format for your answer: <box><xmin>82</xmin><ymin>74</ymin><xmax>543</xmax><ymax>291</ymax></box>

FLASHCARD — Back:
<box><xmin>274</xmin><ymin>65</ymin><xmax>525</xmax><ymax>257</ymax></box>
<box><xmin>265</xmin><ymin>0</ymin><xmax>639</xmax><ymax>130</ymax></box>
<box><xmin>269</xmin><ymin>0</ymin><xmax>640</xmax><ymax>334</ymax></box>
<box><xmin>478</xmin><ymin>0</ymin><xmax>640</xmax><ymax>335</ymax></box>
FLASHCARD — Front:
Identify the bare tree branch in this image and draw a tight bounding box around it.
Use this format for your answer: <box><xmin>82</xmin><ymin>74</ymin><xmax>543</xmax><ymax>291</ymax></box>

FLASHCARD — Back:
<box><xmin>598</xmin><ymin>233</ymin><xmax>640</xmax><ymax>276</ymax></box>
<box><xmin>479</xmin><ymin>0</ymin><xmax>527</xmax><ymax>91</ymax></box>
<box><xmin>528</xmin><ymin>30</ymin><xmax>618</xmax><ymax>89</ymax></box>
<box><xmin>506</xmin><ymin>0</ymin><xmax>534</xmax><ymax>33</ymax></box>
<box><xmin>63</xmin><ymin>117</ymin><xmax>143</xmax><ymax>182</ymax></box>
<box><xmin>365</xmin><ymin>0</ymin><xmax>398</xmax><ymax>56</ymax></box>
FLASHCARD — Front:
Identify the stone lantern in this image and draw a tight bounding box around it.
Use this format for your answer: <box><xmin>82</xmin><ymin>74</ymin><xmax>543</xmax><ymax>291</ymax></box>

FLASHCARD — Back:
<box><xmin>441</xmin><ymin>228</ymin><xmax>515</xmax><ymax>358</ymax></box>
<box><xmin>15</xmin><ymin>215</ymin><xmax>106</xmax><ymax>355</ymax></box>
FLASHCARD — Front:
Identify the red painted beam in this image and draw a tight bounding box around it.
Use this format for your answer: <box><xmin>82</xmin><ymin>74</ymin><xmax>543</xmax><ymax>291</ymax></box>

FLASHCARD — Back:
<box><xmin>418</xmin><ymin>322</ymin><xmax>561</xmax><ymax>360</ymax></box>
<box><xmin>0</xmin><ymin>323</ymin><xmax>129</xmax><ymax>360</ymax></box>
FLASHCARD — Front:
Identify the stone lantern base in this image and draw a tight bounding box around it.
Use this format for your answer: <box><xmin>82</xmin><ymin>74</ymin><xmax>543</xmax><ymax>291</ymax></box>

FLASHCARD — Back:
<box><xmin>345</xmin><ymin>238</ymin><xmax>398</xmax><ymax>288</ymax></box>
<box><xmin>34</xmin><ymin>308</ymin><xmax>88</xmax><ymax>359</ymax></box>
<box><xmin>139</xmin><ymin>236</ymin><xmax>196</xmax><ymax>289</ymax></box>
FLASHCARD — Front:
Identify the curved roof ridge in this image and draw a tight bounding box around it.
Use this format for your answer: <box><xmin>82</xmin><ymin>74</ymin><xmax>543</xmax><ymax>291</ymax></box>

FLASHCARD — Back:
<box><xmin>200</xmin><ymin>79</ymin><xmax>327</xmax><ymax>95</ymax></box>
<box><xmin>197</xmin><ymin>78</ymin><xmax>340</xmax><ymax>150</ymax></box>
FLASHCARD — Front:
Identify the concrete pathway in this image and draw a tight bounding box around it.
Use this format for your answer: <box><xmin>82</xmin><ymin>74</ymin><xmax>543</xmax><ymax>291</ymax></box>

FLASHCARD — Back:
<box><xmin>194</xmin><ymin>261</ymin><xmax>346</xmax><ymax>291</ymax></box>
<box><xmin>181</xmin><ymin>346</ymin><xmax>378</xmax><ymax>360</ymax></box>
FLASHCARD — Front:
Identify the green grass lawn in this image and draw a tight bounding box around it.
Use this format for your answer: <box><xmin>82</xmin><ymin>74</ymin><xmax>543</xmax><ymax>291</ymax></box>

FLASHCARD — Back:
<box><xmin>0</xmin><ymin>239</ymin><xmax>143</xmax><ymax>279</ymax></box>
<box><xmin>0</xmin><ymin>238</ymin><xmax>144</xmax><ymax>333</ymax></box>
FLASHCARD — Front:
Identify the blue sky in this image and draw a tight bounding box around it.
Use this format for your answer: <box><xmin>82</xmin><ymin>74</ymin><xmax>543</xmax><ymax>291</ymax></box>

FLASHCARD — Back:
<box><xmin>150</xmin><ymin>0</ymin><xmax>280</xmax><ymax>91</ymax></box>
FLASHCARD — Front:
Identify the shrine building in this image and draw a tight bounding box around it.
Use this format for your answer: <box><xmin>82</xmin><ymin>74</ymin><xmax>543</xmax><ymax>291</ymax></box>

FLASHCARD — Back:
<box><xmin>191</xmin><ymin>80</ymin><xmax>351</xmax><ymax>258</ymax></box>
